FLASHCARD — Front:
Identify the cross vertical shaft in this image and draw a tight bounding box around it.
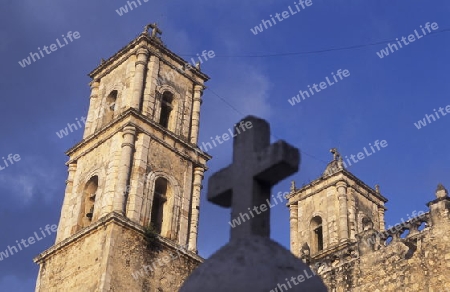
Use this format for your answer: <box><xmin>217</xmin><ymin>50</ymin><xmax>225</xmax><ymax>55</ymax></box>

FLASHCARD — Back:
<box><xmin>208</xmin><ymin>116</ymin><xmax>300</xmax><ymax>240</ymax></box>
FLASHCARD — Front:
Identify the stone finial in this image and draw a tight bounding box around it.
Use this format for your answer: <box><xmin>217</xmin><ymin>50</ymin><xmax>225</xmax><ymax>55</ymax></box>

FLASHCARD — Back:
<box><xmin>301</xmin><ymin>242</ymin><xmax>310</xmax><ymax>256</ymax></box>
<box><xmin>143</xmin><ymin>22</ymin><xmax>162</xmax><ymax>38</ymax></box>
<box><xmin>375</xmin><ymin>184</ymin><xmax>380</xmax><ymax>194</ymax></box>
<box><xmin>436</xmin><ymin>183</ymin><xmax>448</xmax><ymax>199</ymax></box>
<box><xmin>290</xmin><ymin>180</ymin><xmax>296</xmax><ymax>192</ymax></box>
<box><xmin>180</xmin><ymin>116</ymin><xmax>327</xmax><ymax>292</ymax></box>
<box><xmin>330</xmin><ymin>148</ymin><xmax>340</xmax><ymax>161</ymax></box>
<box><xmin>323</xmin><ymin>148</ymin><xmax>344</xmax><ymax>177</ymax></box>
<box><xmin>337</xmin><ymin>155</ymin><xmax>344</xmax><ymax>169</ymax></box>
<box><xmin>300</xmin><ymin>242</ymin><xmax>311</xmax><ymax>264</ymax></box>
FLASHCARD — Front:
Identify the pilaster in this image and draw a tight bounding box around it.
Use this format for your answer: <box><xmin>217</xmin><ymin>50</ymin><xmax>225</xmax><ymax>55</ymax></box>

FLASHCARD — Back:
<box><xmin>126</xmin><ymin>133</ymin><xmax>151</xmax><ymax>222</ymax></box>
<box><xmin>289</xmin><ymin>203</ymin><xmax>299</xmax><ymax>256</ymax></box>
<box><xmin>56</xmin><ymin>163</ymin><xmax>78</xmax><ymax>242</ymax></box>
<box><xmin>131</xmin><ymin>48</ymin><xmax>149</xmax><ymax>111</ymax></box>
<box><xmin>336</xmin><ymin>180</ymin><xmax>349</xmax><ymax>242</ymax></box>
<box><xmin>84</xmin><ymin>80</ymin><xmax>100</xmax><ymax>138</ymax></box>
<box><xmin>113</xmin><ymin>126</ymin><xmax>136</xmax><ymax>214</ymax></box>
<box><xmin>190</xmin><ymin>85</ymin><xmax>203</xmax><ymax>144</ymax></box>
<box><xmin>188</xmin><ymin>167</ymin><xmax>204</xmax><ymax>252</ymax></box>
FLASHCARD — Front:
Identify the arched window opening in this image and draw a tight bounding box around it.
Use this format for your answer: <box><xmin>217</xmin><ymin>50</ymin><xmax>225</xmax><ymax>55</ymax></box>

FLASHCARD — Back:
<box><xmin>311</xmin><ymin>216</ymin><xmax>324</xmax><ymax>253</ymax></box>
<box><xmin>418</xmin><ymin>221</ymin><xmax>427</xmax><ymax>231</ymax></box>
<box><xmin>150</xmin><ymin>178</ymin><xmax>169</xmax><ymax>234</ymax></box>
<box><xmin>103</xmin><ymin>90</ymin><xmax>117</xmax><ymax>125</ymax></box>
<box><xmin>159</xmin><ymin>92</ymin><xmax>173</xmax><ymax>129</ymax></box>
<box><xmin>81</xmin><ymin>176</ymin><xmax>98</xmax><ymax>228</ymax></box>
<box><xmin>385</xmin><ymin>235</ymin><xmax>393</xmax><ymax>246</ymax></box>
<box><xmin>362</xmin><ymin>217</ymin><xmax>373</xmax><ymax>231</ymax></box>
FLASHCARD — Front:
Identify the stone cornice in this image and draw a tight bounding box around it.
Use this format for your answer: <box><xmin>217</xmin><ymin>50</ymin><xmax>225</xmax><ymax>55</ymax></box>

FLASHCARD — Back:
<box><xmin>426</xmin><ymin>196</ymin><xmax>450</xmax><ymax>207</ymax></box>
<box><xmin>65</xmin><ymin>108</ymin><xmax>211</xmax><ymax>168</ymax></box>
<box><xmin>34</xmin><ymin>211</ymin><xmax>204</xmax><ymax>264</ymax></box>
<box><xmin>287</xmin><ymin>169</ymin><xmax>388</xmax><ymax>206</ymax></box>
<box><xmin>310</xmin><ymin>240</ymin><xmax>357</xmax><ymax>264</ymax></box>
<box><xmin>88</xmin><ymin>34</ymin><xmax>209</xmax><ymax>84</ymax></box>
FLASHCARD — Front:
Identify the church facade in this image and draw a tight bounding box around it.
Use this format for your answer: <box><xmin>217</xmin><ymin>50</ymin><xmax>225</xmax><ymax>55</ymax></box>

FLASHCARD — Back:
<box><xmin>34</xmin><ymin>23</ymin><xmax>450</xmax><ymax>292</ymax></box>
<box><xmin>287</xmin><ymin>150</ymin><xmax>450</xmax><ymax>291</ymax></box>
<box><xmin>34</xmin><ymin>24</ymin><xmax>209</xmax><ymax>291</ymax></box>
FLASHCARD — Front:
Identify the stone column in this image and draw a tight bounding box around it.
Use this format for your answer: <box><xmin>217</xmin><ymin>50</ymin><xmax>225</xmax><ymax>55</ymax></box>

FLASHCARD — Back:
<box><xmin>190</xmin><ymin>85</ymin><xmax>203</xmax><ymax>144</ymax></box>
<box><xmin>378</xmin><ymin>207</ymin><xmax>385</xmax><ymax>231</ymax></box>
<box><xmin>143</xmin><ymin>55</ymin><xmax>160</xmax><ymax>117</ymax></box>
<box><xmin>84</xmin><ymin>80</ymin><xmax>100</xmax><ymax>138</ymax></box>
<box><xmin>289</xmin><ymin>203</ymin><xmax>299</xmax><ymax>256</ymax></box>
<box><xmin>336</xmin><ymin>181</ymin><xmax>349</xmax><ymax>242</ymax></box>
<box><xmin>327</xmin><ymin>188</ymin><xmax>338</xmax><ymax>246</ymax></box>
<box><xmin>188</xmin><ymin>167</ymin><xmax>204</xmax><ymax>252</ymax></box>
<box><xmin>126</xmin><ymin>133</ymin><xmax>151</xmax><ymax>223</ymax></box>
<box><xmin>348</xmin><ymin>190</ymin><xmax>356</xmax><ymax>240</ymax></box>
<box><xmin>113</xmin><ymin>126</ymin><xmax>136</xmax><ymax>214</ymax></box>
<box><xmin>131</xmin><ymin>48</ymin><xmax>149</xmax><ymax>111</ymax></box>
<box><xmin>56</xmin><ymin>163</ymin><xmax>77</xmax><ymax>242</ymax></box>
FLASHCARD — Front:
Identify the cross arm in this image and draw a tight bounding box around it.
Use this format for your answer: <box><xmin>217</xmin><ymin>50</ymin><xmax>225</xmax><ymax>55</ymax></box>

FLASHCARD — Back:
<box><xmin>207</xmin><ymin>166</ymin><xmax>233</xmax><ymax>208</ymax></box>
<box><xmin>254</xmin><ymin>140</ymin><xmax>300</xmax><ymax>185</ymax></box>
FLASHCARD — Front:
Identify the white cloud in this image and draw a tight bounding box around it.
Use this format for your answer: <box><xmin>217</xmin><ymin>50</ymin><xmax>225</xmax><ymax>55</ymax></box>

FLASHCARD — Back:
<box><xmin>207</xmin><ymin>62</ymin><xmax>273</xmax><ymax>119</ymax></box>
<box><xmin>0</xmin><ymin>156</ymin><xmax>61</xmax><ymax>204</ymax></box>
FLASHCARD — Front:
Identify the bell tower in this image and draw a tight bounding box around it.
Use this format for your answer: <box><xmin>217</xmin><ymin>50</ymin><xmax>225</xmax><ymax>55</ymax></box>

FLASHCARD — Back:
<box><xmin>287</xmin><ymin>149</ymin><xmax>387</xmax><ymax>262</ymax></box>
<box><xmin>34</xmin><ymin>24</ymin><xmax>210</xmax><ymax>291</ymax></box>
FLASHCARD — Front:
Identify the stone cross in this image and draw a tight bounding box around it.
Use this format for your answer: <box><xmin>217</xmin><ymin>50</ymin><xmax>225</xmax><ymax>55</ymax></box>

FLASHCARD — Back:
<box><xmin>143</xmin><ymin>23</ymin><xmax>162</xmax><ymax>37</ymax></box>
<box><xmin>181</xmin><ymin>116</ymin><xmax>327</xmax><ymax>292</ymax></box>
<box><xmin>330</xmin><ymin>147</ymin><xmax>340</xmax><ymax>161</ymax></box>
<box><xmin>208</xmin><ymin>116</ymin><xmax>300</xmax><ymax>240</ymax></box>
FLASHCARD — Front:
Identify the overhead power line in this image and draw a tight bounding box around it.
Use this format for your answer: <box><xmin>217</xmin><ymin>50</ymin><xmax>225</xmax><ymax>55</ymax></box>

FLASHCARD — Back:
<box><xmin>207</xmin><ymin>88</ymin><xmax>329</xmax><ymax>165</ymax></box>
<box><xmin>196</xmin><ymin>28</ymin><xmax>450</xmax><ymax>165</ymax></box>
<box><xmin>180</xmin><ymin>28</ymin><xmax>450</xmax><ymax>58</ymax></box>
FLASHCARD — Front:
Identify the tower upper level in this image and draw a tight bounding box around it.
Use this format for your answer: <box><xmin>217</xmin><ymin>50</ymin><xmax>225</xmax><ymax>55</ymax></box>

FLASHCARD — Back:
<box><xmin>81</xmin><ymin>23</ymin><xmax>209</xmax><ymax>144</ymax></box>
<box><xmin>287</xmin><ymin>149</ymin><xmax>387</xmax><ymax>259</ymax></box>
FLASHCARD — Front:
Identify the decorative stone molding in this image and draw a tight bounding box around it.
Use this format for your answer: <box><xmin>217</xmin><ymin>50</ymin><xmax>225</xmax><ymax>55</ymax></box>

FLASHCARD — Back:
<box><xmin>35</xmin><ymin>211</ymin><xmax>203</xmax><ymax>264</ymax></box>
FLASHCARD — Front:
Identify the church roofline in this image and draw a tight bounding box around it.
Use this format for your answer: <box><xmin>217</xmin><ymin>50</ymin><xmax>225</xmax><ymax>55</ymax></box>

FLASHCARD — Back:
<box><xmin>287</xmin><ymin>167</ymin><xmax>388</xmax><ymax>204</ymax></box>
<box><xmin>88</xmin><ymin>32</ymin><xmax>210</xmax><ymax>82</ymax></box>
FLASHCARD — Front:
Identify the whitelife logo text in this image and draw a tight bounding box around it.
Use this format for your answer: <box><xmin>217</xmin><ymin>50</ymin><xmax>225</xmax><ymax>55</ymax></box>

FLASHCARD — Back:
<box><xmin>18</xmin><ymin>31</ymin><xmax>81</xmax><ymax>68</ymax></box>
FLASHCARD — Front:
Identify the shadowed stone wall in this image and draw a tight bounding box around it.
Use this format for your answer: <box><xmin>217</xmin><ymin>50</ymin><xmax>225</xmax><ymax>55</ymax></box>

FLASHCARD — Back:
<box><xmin>311</xmin><ymin>198</ymin><xmax>450</xmax><ymax>291</ymax></box>
<box><xmin>35</xmin><ymin>213</ymin><xmax>202</xmax><ymax>292</ymax></box>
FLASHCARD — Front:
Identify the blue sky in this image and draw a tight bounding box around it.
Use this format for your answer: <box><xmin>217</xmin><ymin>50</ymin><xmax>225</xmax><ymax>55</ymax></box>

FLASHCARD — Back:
<box><xmin>1</xmin><ymin>0</ymin><xmax>450</xmax><ymax>290</ymax></box>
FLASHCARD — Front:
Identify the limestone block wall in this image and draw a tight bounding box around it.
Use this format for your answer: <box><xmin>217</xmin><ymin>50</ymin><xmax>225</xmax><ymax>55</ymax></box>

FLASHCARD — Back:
<box><xmin>107</xmin><ymin>222</ymin><xmax>201</xmax><ymax>292</ymax></box>
<box><xmin>56</xmin><ymin>133</ymin><xmax>122</xmax><ymax>242</ymax></box>
<box><xmin>315</xmin><ymin>212</ymin><xmax>450</xmax><ymax>291</ymax></box>
<box><xmin>291</xmin><ymin>172</ymin><xmax>386</xmax><ymax>258</ymax></box>
<box><xmin>36</xmin><ymin>213</ymin><xmax>202</xmax><ymax>292</ymax></box>
<box><xmin>142</xmin><ymin>138</ymin><xmax>195</xmax><ymax>245</ymax></box>
<box><xmin>85</xmin><ymin>55</ymin><xmax>136</xmax><ymax>138</ymax></box>
<box><xmin>150</xmin><ymin>61</ymin><xmax>194</xmax><ymax>139</ymax></box>
<box><xmin>297</xmin><ymin>186</ymin><xmax>339</xmax><ymax>252</ymax></box>
<box><xmin>35</xmin><ymin>222</ymin><xmax>112</xmax><ymax>292</ymax></box>
<box><xmin>85</xmin><ymin>42</ymin><xmax>201</xmax><ymax>143</ymax></box>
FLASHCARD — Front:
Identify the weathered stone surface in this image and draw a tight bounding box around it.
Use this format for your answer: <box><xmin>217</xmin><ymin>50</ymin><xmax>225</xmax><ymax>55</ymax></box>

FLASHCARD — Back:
<box><xmin>181</xmin><ymin>236</ymin><xmax>327</xmax><ymax>292</ymax></box>
<box><xmin>288</xmin><ymin>150</ymin><xmax>450</xmax><ymax>291</ymax></box>
<box><xmin>35</xmin><ymin>213</ymin><xmax>202</xmax><ymax>292</ymax></box>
